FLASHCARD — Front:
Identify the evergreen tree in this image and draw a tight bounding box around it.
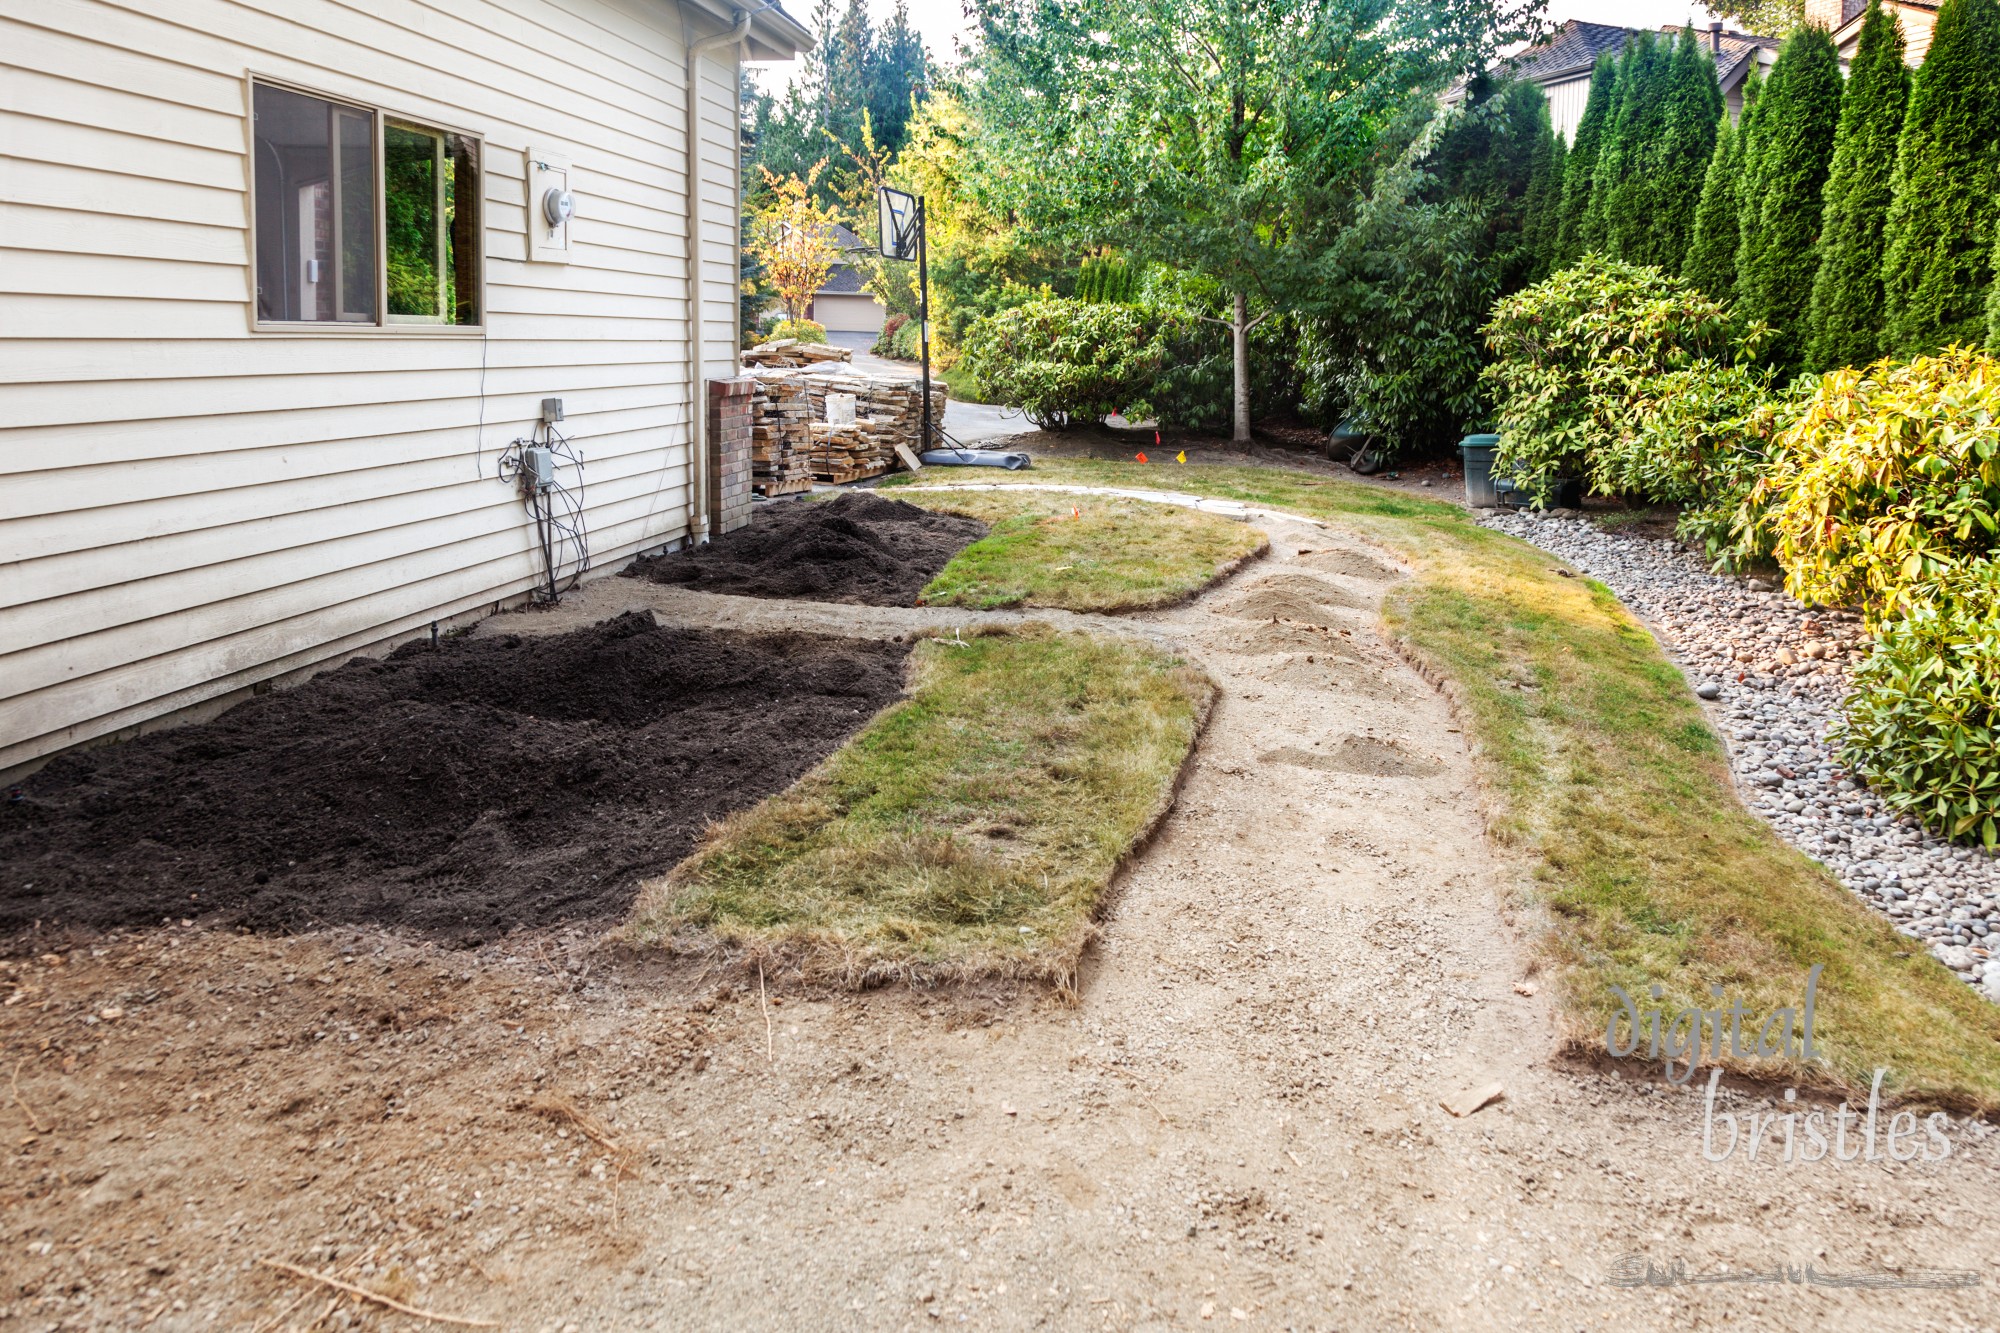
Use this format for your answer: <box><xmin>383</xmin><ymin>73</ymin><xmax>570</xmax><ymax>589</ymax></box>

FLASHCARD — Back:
<box><xmin>1737</xmin><ymin>25</ymin><xmax>1843</xmax><ymax>372</ymax></box>
<box><xmin>1431</xmin><ymin>78</ymin><xmax>1552</xmax><ymax>293</ymax></box>
<box><xmin>1732</xmin><ymin>48</ymin><xmax>1786</xmax><ymax>323</ymax></box>
<box><xmin>1682</xmin><ymin>115</ymin><xmax>1743</xmax><ymax>300</ymax></box>
<box><xmin>1684</xmin><ymin>70</ymin><xmax>1760</xmax><ymax>301</ymax></box>
<box><xmin>1805</xmin><ymin>0</ymin><xmax>1910</xmax><ymax>370</ymax></box>
<box><xmin>1587</xmin><ymin>33</ymin><xmax>1666</xmax><ymax>257</ymax></box>
<box><xmin>1882</xmin><ymin>0</ymin><xmax>2000</xmax><ymax>356</ymax></box>
<box><xmin>1647</xmin><ymin>28</ymin><xmax>1726</xmax><ymax>273</ymax></box>
<box><xmin>1554</xmin><ymin>53</ymin><xmax>1619</xmax><ymax>264</ymax></box>
<box><xmin>1521</xmin><ymin>120</ymin><xmax>1567</xmax><ymax>283</ymax></box>
<box><xmin>748</xmin><ymin>0</ymin><xmax>932</xmax><ymax>195</ymax></box>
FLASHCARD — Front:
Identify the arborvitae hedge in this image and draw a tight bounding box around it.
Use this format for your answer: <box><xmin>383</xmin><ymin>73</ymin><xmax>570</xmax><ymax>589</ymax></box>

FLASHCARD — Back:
<box><xmin>1646</xmin><ymin>28</ymin><xmax>1726</xmax><ymax>274</ymax></box>
<box><xmin>1736</xmin><ymin>25</ymin><xmax>1844</xmax><ymax>373</ymax></box>
<box><xmin>1522</xmin><ymin>122</ymin><xmax>1567</xmax><ymax>284</ymax></box>
<box><xmin>1806</xmin><ymin>0</ymin><xmax>1910</xmax><ymax>371</ymax></box>
<box><xmin>1732</xmin><ymin>53</ymin><xmax>1784</xmax><ymax>313</ymax></box>
<box><xmin>1882</xmin><ymin>0</ymin><xmax>2000</xmax><ymax>356</ymax></box>
<box><xmin>1683</xmin><ymin>111</ymin><xmax>1744</xmax><ymax>300</ymax></box>
<box><xmin>1554</xmin><ymin>53</ymin><xmax>1619</xmax><ymax>264</ymax></box>
<box><xmin>1588</xmin><ymin>34</ymin><xmax>1666</xmax><ymax>256</ymax></box>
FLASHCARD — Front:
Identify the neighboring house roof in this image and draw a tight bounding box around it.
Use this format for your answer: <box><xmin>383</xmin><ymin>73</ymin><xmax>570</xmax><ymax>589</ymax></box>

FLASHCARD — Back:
<box><xmin>1497</xmin><ymin>19</ymin><xmax>1633</xmax><ymax>84</ymax></box>
<box><xmin>828</xmin><ymin>222</ymin><xmax>867</xmax><ymax>251</ymax></box>
<box><xmin>1479</xmin><ymin>18</ymin><xmax>1778</xmax><ymax>93</ymax></box>
<box><xmin>817</xmin><ymin>266</ymin><xmax>867</xmax><ymax>296</ymax></box>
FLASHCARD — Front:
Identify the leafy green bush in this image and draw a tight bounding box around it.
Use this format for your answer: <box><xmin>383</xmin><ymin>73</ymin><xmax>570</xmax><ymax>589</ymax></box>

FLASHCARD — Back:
<box><xmin>1750</xmin><ymin>346</ymin><xmax>2000</xmax><ymax>617</ymax></box>
<box><xmin>1609</xmin><ymin>362</ymin><xmax>1801</xmax><ymax>567</ymax></box>
<box><xmin>1841</xmin><ymin>560</ymin><xmax>2000</xmax><ymax>846</ymax></box>
<box><xmin>957</xmin><ymin>298</ymin><xmax>1162</xmax><ymax>429</ymax></box>
<box><xmin>769</xmin><ymin>318</ymin><xmax>827</xmax><ymax>344</ymax></box>
<box><xmin>872</xmin><ymin>313</ymin><xmax>908</xmax><ymax>357</ymax></box>
<box><xmin>1481</xmin><ymin>257</ymin><xmax>1753</xmax><ymax>503</ymax></box>
<box><xmin>890</xmin><ymin>317</ymin><xmax>924</xmax><ymax>361</ymax></box>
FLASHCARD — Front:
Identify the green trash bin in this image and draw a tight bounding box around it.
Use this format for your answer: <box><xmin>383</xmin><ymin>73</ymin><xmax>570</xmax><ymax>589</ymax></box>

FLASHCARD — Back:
<box><xmin>1460</xmin><ymin>434</ymin><xmax>1502</xmax><ymax>507</ymax></box>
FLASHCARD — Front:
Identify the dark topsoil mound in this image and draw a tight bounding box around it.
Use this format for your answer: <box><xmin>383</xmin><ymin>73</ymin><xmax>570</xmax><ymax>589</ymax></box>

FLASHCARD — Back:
<box><xmin>0</xmin><ymin>613</ymin><xmax>910</xmax><ymax>946</ymax></box>
<box><xmin>625</xmin><ymin>491</ymin><xmax>987</xmax><ymax>605</ymax></box>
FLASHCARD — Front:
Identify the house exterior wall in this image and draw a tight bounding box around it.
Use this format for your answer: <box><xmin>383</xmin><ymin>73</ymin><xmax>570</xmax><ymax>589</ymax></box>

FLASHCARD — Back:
<box><xmin>0</xmin><ymin>0</ymin><xmax>749</xmax><ymax>776</ymax></box>
<box><xmin>1836</xmin><ymin>3</ymin><xmax>1936</xmax><ymax>63</ymax></box>
<box><xmin>811</xmin><ymin>291</ymin><xmax>886</xmax><ymax>335</ymax></box>
<box><xmin>1543</xmin><ymin>74</ymin><xmax>1595</xmax><ymax>143</ymax></box>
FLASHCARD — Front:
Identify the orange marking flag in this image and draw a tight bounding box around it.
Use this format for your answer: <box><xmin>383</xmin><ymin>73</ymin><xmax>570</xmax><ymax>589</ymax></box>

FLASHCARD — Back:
<box><xmin>1135</xmin><ymin>451</ymin><xmax>1149</xmax><ymax>463</ymax></box>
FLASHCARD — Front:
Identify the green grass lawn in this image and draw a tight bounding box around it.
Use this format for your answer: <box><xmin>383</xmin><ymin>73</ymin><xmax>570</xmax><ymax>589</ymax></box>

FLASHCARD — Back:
<box><xmin>906</xmin><ymin>488</ymin><xmax>1267</xmax><ymax>612</ymax></box>
<box><xmin>627</xmin><ymin>626</ymin><xmax>1212</xmax><ymax>988</ymax></box>
<box><xmin>886</xmin><ymin>458</ymin><xmax>2000</xmax><ymax>1111</ymax></box>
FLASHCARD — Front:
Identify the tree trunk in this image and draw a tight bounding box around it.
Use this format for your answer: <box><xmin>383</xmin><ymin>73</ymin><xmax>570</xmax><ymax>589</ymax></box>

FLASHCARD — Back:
<box><xmin>1232</xmin><ymin>290</ymin><xmax>1252</xmax><ymax>445</ymax></box>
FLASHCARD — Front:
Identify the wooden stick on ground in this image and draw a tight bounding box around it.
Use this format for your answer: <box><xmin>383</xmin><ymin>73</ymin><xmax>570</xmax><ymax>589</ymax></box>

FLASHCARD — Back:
<box><xmin>758</xmin><ymin>962</ymin><xmax>774</xmax><ymax>1063</ymax></box>
<box><xmin>257</xmin><ymin>1260</ymin><xmax>497</xmax><ymax>1327</ymax></box>
<box><xmin>10</xmin><ymin>1059</ymin><xmax>49</xmax><ymax>1133</ymax></box>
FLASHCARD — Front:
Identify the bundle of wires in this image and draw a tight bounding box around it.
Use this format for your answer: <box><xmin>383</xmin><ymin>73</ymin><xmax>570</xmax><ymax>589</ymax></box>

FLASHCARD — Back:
<box><xmin>497</xmin><ymin>425</ymin><xmax>591</xmax><ymax>601</ymax></box>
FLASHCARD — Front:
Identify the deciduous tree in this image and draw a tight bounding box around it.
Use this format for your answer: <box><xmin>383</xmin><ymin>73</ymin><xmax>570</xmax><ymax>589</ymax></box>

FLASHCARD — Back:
<box><xmin>749</xmin><ymin>165</ymin><xmax>844</xmax><ymax>323</ymax></box>
<box><xmin>970</xmin><ymin>0</ymin><xmax>1536</xmax><ymax>443</ymax></box>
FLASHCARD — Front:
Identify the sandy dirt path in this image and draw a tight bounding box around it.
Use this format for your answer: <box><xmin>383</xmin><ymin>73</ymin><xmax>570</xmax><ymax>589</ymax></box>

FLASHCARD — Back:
<box><xmin>4</xmin><ymin>506</ymin><xmax>1996</xmax><ymax>1331</ymax></box>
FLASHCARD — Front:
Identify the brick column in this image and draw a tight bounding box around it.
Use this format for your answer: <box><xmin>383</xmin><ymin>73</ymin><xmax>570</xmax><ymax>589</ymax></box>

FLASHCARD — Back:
<box><xmin>707</xmin><ymin>377</ymin><xmax>755</xmax><ymax>536</ymax></box>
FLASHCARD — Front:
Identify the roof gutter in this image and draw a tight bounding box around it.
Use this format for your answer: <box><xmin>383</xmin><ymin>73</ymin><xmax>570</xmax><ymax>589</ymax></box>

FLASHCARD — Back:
<box><xmin>682</xmin><ymin>6</ymin><xmax>752</xmax><ymax>546</ymax></box>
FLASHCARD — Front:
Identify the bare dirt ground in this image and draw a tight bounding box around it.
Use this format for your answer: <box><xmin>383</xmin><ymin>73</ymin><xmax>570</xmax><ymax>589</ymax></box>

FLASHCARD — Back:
<box><xmin>4</xmin><ymin>503</ymin><xmax>1997</xmax><ymax>1332</ymax></box>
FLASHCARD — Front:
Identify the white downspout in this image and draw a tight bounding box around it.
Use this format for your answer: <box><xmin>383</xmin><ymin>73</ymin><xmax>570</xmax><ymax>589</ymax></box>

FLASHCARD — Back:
<box><xmin>684</xmin><ymin>6</ymin><xmax>752</xmax><ymax>545</ymax></box>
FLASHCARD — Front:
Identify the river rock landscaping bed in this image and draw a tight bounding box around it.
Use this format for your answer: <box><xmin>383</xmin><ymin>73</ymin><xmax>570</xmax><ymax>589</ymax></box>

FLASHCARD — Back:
<box><xmin>0</xmin><ymin>613</ymin><xmax>911</xmax><ymax>947</ymax></box>
<box><xmin>1482</xmin><ymin>510</ymin><xmax>2000</xmax><ymax>1000</ymax></box>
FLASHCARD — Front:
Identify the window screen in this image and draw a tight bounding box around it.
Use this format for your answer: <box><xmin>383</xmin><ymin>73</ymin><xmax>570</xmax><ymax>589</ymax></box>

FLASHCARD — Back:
<box><xmin>252</xmin><ymin>83</ymin><xmax>376</xmax><ymax>323</ymax></box>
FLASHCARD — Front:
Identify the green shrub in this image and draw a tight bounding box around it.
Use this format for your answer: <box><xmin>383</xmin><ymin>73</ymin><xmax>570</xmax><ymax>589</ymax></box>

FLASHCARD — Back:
<box><xmin>1480</xmin><ymin>257</ymin><xmax>1751</xmax><ymax>502</ymax></box>
<box><xmin>957</xmin><ymin>298</ymin><xmax>1162</xmax><ymax>429</ymax></box>
<box><xmin>1750</xmin><ymin>347</ymin><xmax>2000</xmax><ymax>618</ymax></box>
<box><xmin>1606</xmin><ymin>362</ymin><xmax>1800</xmax><ymax>567</ymax></box>
<box><xmin>872</xmin><ymin>312</ymin><xmax>908</xmax><ymax>357</ymax></box>
<box><xmin>769</xmin><ymin>318</ymin><xmax>827</xmax><ymax>344</ymax></box>
<box><xmin>890</xmin><ymin>316</ymin><xmax>925</xmax><ymax>361</ymax></box>
<box><xmin>1841</xmin><ymin>560</ymin><xmax>2000</xmax><ymax>846</ymax></box>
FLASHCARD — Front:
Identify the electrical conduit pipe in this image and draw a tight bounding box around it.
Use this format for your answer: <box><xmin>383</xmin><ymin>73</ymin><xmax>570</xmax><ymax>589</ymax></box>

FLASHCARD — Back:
<box><xmin>683</xmin><ymin>5</ymin><xmax>752</xmax><ymax>545</ymax></box>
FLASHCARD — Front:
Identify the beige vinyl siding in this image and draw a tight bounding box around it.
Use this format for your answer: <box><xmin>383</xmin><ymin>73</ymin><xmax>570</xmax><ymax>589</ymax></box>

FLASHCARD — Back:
<box><xmin>1542</xmin><ymin>73</ymin><xmax>1595</xmax><ymax>144</ymax></box>
<box><xmin>0</xmin><ymin>0</ymin><xmax>747</xmax><ymax>774</ymax></box>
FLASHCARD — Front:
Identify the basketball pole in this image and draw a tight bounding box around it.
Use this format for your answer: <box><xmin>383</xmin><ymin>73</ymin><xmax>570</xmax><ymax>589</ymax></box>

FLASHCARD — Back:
<box><xmin>917</xmin><ymin>195</ymin><xmax>933</xmax><ymax>454</ymax></box>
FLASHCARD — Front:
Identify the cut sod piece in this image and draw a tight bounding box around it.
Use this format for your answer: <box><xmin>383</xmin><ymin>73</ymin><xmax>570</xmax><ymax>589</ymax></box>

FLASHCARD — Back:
<box><xmin>885</xmin><ymin>462</ymin><xmax>2000</xmax><ymax>1111</ymax></box>
<box><xmin>629</xmin><ymin>625</ymin><xmax>1213</xmax><ymax>985</ymax></box>
<box><xmin>906</xmin><ymin>488</ymin><xmax>1266</xmax><ymax>612</ymax></box>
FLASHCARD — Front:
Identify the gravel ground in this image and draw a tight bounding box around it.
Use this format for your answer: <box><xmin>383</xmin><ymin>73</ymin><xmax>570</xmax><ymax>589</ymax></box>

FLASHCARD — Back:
<box><xmin>1481</xmin><ymin>510</ymin><xmax>2000</xmax><ymax>1002</ymax></box>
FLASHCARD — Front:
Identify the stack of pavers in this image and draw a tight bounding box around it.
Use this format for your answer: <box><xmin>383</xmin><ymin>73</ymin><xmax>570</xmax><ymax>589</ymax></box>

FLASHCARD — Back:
<box><xmin>740</xmin><ymin>351</ymin><xmax>950</xmax><ymax>486</ymax></box>
<box><xmin>799</xmin><ymin>372</ymin><xmax>950</xmax><ymax>482</ymax></box>
<box><xmin>745</xmin><ymin>374</ymin><xmax>814</xmax><ymax>496</ymax></box>
<box><xmin>741</xmin><ymin>338</ymin><xmax>854</xmax><ymax>370</ymax></box>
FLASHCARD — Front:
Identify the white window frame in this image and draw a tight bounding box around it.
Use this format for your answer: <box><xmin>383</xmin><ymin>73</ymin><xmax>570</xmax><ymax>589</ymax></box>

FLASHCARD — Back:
<box><xmin>245</xmin><ymin>74</ymin><xmax>486</xmax><ymax>335</ymax></box>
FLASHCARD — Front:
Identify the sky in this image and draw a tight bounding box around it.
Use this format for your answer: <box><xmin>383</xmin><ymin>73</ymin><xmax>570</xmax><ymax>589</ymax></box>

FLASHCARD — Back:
<box><xmin>749</xmin><ymin>0</ymin><xmax>1727</xmax><ymax>92</ymax></box>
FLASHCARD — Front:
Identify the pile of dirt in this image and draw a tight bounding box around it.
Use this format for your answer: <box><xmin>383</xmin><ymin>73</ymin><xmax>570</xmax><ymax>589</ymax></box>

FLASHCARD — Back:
<box><xmin>0</xmin><ymin>614</ymin><xmax>910</xmax><ymax>946</ymax></box>
<box><xmin>626</xmin><ymin>491</ymin><xmax>987</xmax><ymax>605</ymax></box>
<box><xmin>1216</xmin><ymin>575</ymin><xmax>1364</xmax><ymax>624</ymax></box>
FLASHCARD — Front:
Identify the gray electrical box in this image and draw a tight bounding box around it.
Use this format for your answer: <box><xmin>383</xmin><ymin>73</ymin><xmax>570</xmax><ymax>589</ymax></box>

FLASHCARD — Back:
<box><xmin>540</xmin><ymin>397</ymin><xmax>565</xmax><ymax>425</ymax></box>
<box><xmin>522</xmin><ymin>446</ymin><xmax>556</xmax><ymax>489</ymax></box>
